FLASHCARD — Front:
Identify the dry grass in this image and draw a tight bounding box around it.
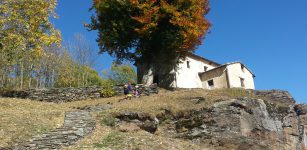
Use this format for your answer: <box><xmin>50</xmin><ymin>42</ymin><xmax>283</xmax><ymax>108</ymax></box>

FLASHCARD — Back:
<box><xmin>0</xmin><ymin>98</ymin><xmax>68</xmax><ymax>147</ymax></box>
<box><xmin>64</xmin><ymin>88</ymin><xmax>256</xmax><ymax>150</ymax></box>
<box><xmin>99</xmin><ymin>88</ymin><xmax>255</xmax><ymax>115</ymax></box>
<box><xmin>64</xmin><ymin>120</ymin><xmax>203</xmax><ymax>150</ymax></box>
<box><xmin>0</xmin><ymin>88</ymin><xmax>256</xmax><ymax>149</ymax></box>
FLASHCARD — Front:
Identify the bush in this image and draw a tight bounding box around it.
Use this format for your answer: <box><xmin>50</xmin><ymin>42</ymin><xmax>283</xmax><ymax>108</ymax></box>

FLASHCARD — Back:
<box><xmin>101</xmin><ymin>116</ymin><xmax>116</xmax><ymax>127</ymax></box>
<box><xmin>100</xmin><ymin>80</ymin><xmax>115</xmax><ymax>98</ymax></box>
<box><xmin>99</xmin><ymin>112</ymin><xmax>116</xmax><ymax>127</ymax></box>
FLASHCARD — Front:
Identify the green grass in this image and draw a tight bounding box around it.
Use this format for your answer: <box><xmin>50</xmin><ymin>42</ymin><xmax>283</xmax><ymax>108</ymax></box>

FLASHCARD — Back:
<box><xmin>94</xmin><ymin>131</ymin><xmax>124</xmax><ymax>148</ymax></box>
<box><xmin>0</xmin><ymin>98</ymin><xmax>67</xmax><ymax>147</ymax></box>
<box><xmin>98</xmin><ymin>112</ymin><xmax>116</xmax><ymax>127</ymax></box>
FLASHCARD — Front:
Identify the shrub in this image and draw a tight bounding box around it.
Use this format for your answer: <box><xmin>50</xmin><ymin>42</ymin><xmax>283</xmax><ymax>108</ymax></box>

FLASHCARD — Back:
<box><xmin>100</xmin><ymin>80</ymin><xmax>115</xmax><ymax>98</ymax></box>
<box><xmin>99</xmin><ymin>112</ymin><xmax>116</xmax><ymax>127</ymax></box>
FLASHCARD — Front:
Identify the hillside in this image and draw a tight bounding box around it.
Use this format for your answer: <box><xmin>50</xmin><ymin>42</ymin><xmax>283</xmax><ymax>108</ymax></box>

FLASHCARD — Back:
<box><xmin>0</xmin><ymin>89</ymin><xmax>305</xmax><ymax>150</ymax></box>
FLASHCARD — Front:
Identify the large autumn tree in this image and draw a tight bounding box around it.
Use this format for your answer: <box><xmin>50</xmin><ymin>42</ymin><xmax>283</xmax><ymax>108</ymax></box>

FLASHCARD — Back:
<box><xmin>0</xmin><ymin>1</ymin><xmax>105</xmax><ymax>89</ymax></box>
<box><xmin>0</xmin><ymin>0</ymin><xmax>61</xmax><ymax>58</ymax></box>
<box><xmin>89</xmin><ymin>0</ymin><xmax>211</xmax><ymax>69</ymax></box>
<box><xmin>0</xmin><ymin>0</ymin><xmax>61</xmax><ymax>89</ymax></box>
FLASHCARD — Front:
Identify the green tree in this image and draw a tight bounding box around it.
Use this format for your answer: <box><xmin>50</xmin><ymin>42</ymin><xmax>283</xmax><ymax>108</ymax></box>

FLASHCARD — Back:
<box><xmin>0</xmin><ymin>0</ymin><xmax>61</xmax><ymax>89</ymax></box>
<box><xmin>0</xmin><ymin>1</ymin><xmax>105</xmax><ymax>90</ymax></box>
<box><xmin>68</xmin><ymin>33</ymin><xmax>98</xmax><ymax>87</ymax></box>
<box><xmin>89</xmin><ymin>0</ymin><xmax>210</xmax><ymax>69</ymax></box>
<box><xmin>82</xmin><ymin>66</ymin><xmax>104</xmax><ymax>86</ymax></box>
<box><xmin>0</xmin><ymin>0</ymin><xmax>61</xmax><ymax>58</ymax></box>
<box><xmin>103</xmin><ymin>64</ymin><xmax>137</xmax><ymax>85</ymax></box>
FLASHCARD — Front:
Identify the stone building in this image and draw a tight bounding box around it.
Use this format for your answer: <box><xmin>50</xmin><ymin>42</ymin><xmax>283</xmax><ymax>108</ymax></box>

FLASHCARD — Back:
<box><xmin>137</xmin><ymin>53</ymin><xmax>255</xmax><ymax>90</ymax></box>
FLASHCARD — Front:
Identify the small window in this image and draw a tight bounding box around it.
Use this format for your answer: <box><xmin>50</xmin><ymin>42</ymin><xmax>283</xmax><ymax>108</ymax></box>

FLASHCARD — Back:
<box><xmin>204</xmin><ymin>66</ymin><xmax>208</xmax><ymax>72</ymax></box>
<box><xmin>187</xmin><ymin>61</ymin><xmax>190</xmax><ymax>68</ymax></box>
<box><xmin>240</xmin><ymin>78</ymin><xmax>245</xmax><ymax>88</ymax></box>
<box><xmin>241</xmin><ymin>64</ymin><xmax>245</xmax><ymax>72</ymax></box>
<box><xmin>208</xmin><ymin>80</ymin><xmax>214</xmax><ymax>87</ymax></box>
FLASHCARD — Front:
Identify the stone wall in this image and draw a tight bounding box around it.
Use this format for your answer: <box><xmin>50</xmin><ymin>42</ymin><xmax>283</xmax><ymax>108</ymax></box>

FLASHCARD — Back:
<box><xmin>254</xmin><ymin>90</ymin><xmax>296</xmax><ymax>105</ymax></box>
<box><xmin>0</xmin><ymin>84</ymin><xmax>159</xmax><ymax>103</ymax></box>
<box><xmin>113</xmin><ymin>83</ymin><xmax>159</xmax><ymax>95</ymax></box>
<box><xmin>0</xmin><ymin>86</ymin><xmax>103</xmax><ymax>103</ymax></box>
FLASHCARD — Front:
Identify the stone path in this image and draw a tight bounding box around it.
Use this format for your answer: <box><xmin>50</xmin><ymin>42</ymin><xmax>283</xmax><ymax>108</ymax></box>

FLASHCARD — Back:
<box><xmin>3</xmin><ymin>105</ymin><xmax>111</xmax><ymax>150</ymax></box>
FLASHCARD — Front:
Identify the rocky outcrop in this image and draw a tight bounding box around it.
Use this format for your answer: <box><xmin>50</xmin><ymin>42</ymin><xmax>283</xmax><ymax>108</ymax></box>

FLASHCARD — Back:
<box><xmin>154</xmin><ymin>97</ymin><xmax>307</xmax><ymax>150</ymax></box>
<box><xmin>114</xmin><ymin>111</ymin><xmax>159</xmax><ymax>133</ymax></box>
<box><xmin>254</xmin><ymin>90</ymin><xmax>296</xmax><ymax>105</ymax></box>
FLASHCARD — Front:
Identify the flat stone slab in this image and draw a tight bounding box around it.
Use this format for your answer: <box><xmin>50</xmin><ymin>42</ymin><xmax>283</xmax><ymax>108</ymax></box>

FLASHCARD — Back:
<box><xmin>2</xmin><ymin>105</ymin><xmax>110</xmax><ymax>150</ymax></box>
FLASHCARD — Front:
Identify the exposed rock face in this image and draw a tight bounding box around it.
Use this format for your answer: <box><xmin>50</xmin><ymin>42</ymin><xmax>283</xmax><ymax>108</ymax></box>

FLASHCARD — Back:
<box><xmin>156</xmin><ymin>98</ymin><xmax>307</xmax><ymax>150</ymax></box>
<box><xmin>118</xmin><ymin>122</ymin><xmax>141</xmax><ymax>132</ymax></box>
<box><xmin>254</xmin><ymin>90</ymin><xmax>296</xmax><ymax>105</ymax></box>
<box><xmin>115</xmin><ymin>111</ymin><xmax>159</xmax><ymax>133</ymax></box>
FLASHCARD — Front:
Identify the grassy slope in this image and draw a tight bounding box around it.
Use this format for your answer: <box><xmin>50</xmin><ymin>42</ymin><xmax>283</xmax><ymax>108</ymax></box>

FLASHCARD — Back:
<box><xmin>0</xmin><ymin>88</ymin><xmax>274</xmax><ymax>149</ymax></box>
<box><xmin>0</xmin><ymin>98</ymin><xmax>67</xmax><ymax>147</ymax></box>
<box><xmin>65</xmin><ymin>89</ymin><xmax>256</xmax><ymax>150</ymax></box>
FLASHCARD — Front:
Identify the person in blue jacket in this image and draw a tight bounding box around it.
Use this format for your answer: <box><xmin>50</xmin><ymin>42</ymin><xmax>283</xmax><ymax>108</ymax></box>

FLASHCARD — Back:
<box><xmin>123</xmin><ymin>84</ymin><xmax>132</xmax><ymax>100</ymax></box>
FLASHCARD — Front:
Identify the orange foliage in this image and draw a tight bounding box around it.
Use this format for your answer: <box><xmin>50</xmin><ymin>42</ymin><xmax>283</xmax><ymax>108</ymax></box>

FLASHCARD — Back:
<box><xmin>91</xmin><ymin>0</ymin><xmax>211</xmax><ymax>64</ymax></box>
<box><xmin>127</xmin><ymin>0</ymin><xmax>210</xmax><ymax>54</ymax></box>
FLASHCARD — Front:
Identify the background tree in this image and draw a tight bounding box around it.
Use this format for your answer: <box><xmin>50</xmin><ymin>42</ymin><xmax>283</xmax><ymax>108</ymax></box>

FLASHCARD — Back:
<box><xmin>71</xmin><ymin>33</ymin><xmax>97</xmax><ymax>68</ymax></box>
<box><xmin>0</xmin><ymin>0</ymin><xmax>61</xmax><ymax>89</ymax></box>
<box><xmin>68</xmin><ymin>33</ymin><xmax>98</xmax><ymax>87</ymax></box>
<box><xmin>0</xmin><ymin>1</ymin><xmax>104</xmax><ymax>90</ymax></box>
<box><xmin>103</xmin><ymin>64</ymin><xmax>137</xmax><ymax>85</ymax></box>
<box><xmin>89</xmin><ymin>0</ymin><xmax>211</xmax><ymax>70</ymax></box>
<box><xmin>50</xmin><ymin>43</ymin><xmax>103</xmax><ymax>88</ymax></box>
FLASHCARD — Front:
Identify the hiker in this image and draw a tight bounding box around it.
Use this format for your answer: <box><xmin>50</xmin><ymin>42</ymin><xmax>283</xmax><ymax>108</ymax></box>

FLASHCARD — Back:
<box><xmin>127</xmin><ymin>82</ymin><xmax>133</xmax><ymax>91</ymax></box>
<box><xmin>123</xmin><ymin>84</ymin><xmax>132</xmax><ymax>100</ymax></box>
<box><xmin>134</xmin><ymin>85</ymin><xmax>139</xmax><ymax>97</ymax></box>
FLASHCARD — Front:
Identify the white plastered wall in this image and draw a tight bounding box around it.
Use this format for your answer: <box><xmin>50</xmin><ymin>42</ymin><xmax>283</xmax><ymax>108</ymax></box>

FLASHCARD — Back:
<box><xmin>227</xmin><ymin>63</ymin><xmax>255</xmax><ymax>90</ymax></box>
<box><xmin>202</xmin><ymin>72</ymin><xmax>228</xmax><ymax>89</ymax></box>
<box><xmin>175</xmin><ymin>56</ymin><xmax>217</xmax><ymax>88</ymax></box>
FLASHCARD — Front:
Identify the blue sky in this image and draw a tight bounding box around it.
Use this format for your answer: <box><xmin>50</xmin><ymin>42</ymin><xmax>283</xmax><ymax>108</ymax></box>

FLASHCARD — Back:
<box><xmin>53</xmin><ymin>0</ymin><xmax>307</xmax><ymax>103</ymax></box>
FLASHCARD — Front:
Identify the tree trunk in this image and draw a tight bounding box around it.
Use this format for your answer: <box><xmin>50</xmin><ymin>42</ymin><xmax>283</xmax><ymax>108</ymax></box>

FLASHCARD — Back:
<box><xmin>28</xmin><ymin>64</ymin><xmax>33</xmax><ymax>89</ymax></box>
<box><xmin>20</xmin><ymin>62</ymin><xmax>24</xmax><ymax>89</ymax></box>
<box><xmin>37</xmin><ymin>69</ymin><xmax>41</xmax><ymax>89</ymax></box>
<box><xmin>14</xmin><ymin>66</ymin><xmax>18</xmax><ymax>89</ymax></box>
<box><xmin>82</xmin><ymin>72</ymin><xmax>85</xmax><ymax>87</ymax></box>
<box><xmin>85</xmin><ymin>72</ymin><xmax>88</xmax><ymax>86</ymax></box>
<box><xmin>69</xmin><ymin>72</ymin><xmax>72</xmax><ymax>87</ymax></box>
<box><xmin>36</xmin><ymin>78</ymin><xmax>39</xmax><ymax>89</ymax></box>
<box><xmin>51</xmin><ymin>69</ymin><xmax>55</xmax><ymax>88</ymax></box>
<box><xmin>77</xmin><ymin>72</ymin><xmax>80</xmax><ymax>87</ymax></box>
<box><xmin>137</xmin><ymin>63</ymin><xmax>154</xmax><ymax>86</ymax></box>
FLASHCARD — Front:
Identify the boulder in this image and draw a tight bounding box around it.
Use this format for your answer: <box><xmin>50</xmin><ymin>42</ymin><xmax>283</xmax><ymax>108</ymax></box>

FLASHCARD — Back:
<box><xmin>118</xmin><ymin>122</ymin><xmax>140</xmax><ymax>132</ymax></box>
<box><xmin>115</xmin><ymin>111</ymin><xmax>159</xmax><ymax>133</ymax></box>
